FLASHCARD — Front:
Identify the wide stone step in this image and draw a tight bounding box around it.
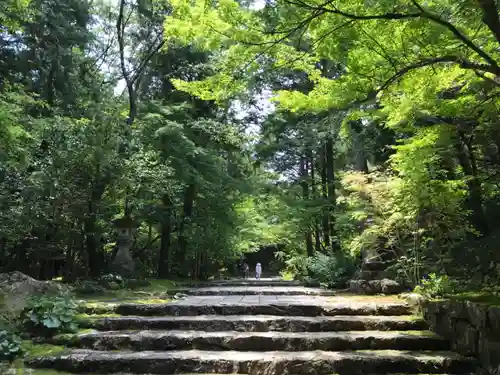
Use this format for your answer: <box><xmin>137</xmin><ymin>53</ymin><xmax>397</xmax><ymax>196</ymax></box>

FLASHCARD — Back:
<box><xmin>23</xmin><ymin>372</ymin><xmax>475</xmax><ymax>375</ymax></box>
<box><xmin>51</xmin><ymin>330</ymin><xmax>448</xmax><ymax>352</ymax></box>
<box><xmin>169</xmin><ymin>286</ymin><xmax>335</xmax><ymax>296</ymax></box>
<box><xmin>81</xmin><ymin>314</ymin><xmax>427</xmax><ymax>332</ymax></box>
<box><xmin>27</xmin><ymin>349</ymin><xmax>475</xmax><ymax>374</ymax></box>
<box><xmin>181</xmin><ymin>279</ymin><xmax>301</xmax><ymax>288</ymax></box>
<box><xmin>115</xmin><ymin>301</ymin><xmax>411</xmax><ymax>317</ymax></box>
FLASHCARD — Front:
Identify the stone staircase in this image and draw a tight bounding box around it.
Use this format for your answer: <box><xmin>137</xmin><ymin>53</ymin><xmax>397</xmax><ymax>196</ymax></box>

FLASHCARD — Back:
<box><xmin>27</xmin><ymin>278</ymin><xmax>476</xmax><ymax>375</ymax></box>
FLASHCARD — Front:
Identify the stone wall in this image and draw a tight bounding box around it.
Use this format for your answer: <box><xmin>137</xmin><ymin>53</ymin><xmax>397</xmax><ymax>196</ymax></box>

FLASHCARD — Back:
<box><xmin>422</xmin><ymin>299</ymin><xmax>500</xmax><ymax>370</ymax></box>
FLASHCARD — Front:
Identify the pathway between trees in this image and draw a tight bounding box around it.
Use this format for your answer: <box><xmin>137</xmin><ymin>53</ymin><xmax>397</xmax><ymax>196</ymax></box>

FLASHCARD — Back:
<box><xmin>29</xmin><ymin>278</ymin><xmax>476</xmax><ymax>374</ymax></box>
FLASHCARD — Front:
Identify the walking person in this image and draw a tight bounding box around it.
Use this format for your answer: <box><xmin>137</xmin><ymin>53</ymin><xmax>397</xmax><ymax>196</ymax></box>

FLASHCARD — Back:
<box><xmin>255</xmin><ymin>262</ymin><xmax>262</xmax><ymax>280</ymax></box>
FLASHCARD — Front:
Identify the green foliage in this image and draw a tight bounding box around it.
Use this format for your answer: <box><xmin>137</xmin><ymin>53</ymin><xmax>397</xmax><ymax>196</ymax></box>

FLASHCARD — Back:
<box><xmin>0</xmin><ymin>330</ymin><xmax>23</xmax><ymax>361</ymax></box>
<box><xmin>3</xmin><ymin>0</ymin><xmax>500</xmax><ymax>291</ymax></box>
<box><xmin>99</xmin><ymin>274</ymin><xmax>125</xmax><ymax>289</ymax></box>
<box><xmin>22</xmin><ymin>295</ymin><xmax>79</xmax><ymax>336</ymax></box>
<box><xmin>414</xmin><ymin>273</ymin><xmax>457</xmax><ymax>299</ymax></box>
<box><xmin>307</xmin><ymin>252</ymin><xmax>357</xmax><ymax>288</ymax></box>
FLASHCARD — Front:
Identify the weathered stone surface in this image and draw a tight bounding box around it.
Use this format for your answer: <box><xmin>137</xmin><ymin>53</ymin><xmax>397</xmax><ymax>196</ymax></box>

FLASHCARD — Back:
<box><xmin>81</xmin><ymin>314</ymin><xmax>428</xmax><ymax>332</ymax></box>
<box><xmin>115</xmin><ymin>301</ymin><xmax>412</xmax><ymax>317</ymax></box>
<box><xmin>349</xmin><ymin>279</ymin><xmax>405</xmax><ymax>295</ymax></box>
<box><xmin>27</xmin><ymin>349</ymin><xmax>475</xmax><ymax>375</ymax></box>
<box><xmin>381</xmin><ymin>279</ymin><xmax>405</xmax><ymax>294</ymax></box>
<box><xmin>401</xmin><ymin>293</ymin><xmax>427</xmax><ymax>310</ymax></box>
<box><xmin>488</xmin><ymin>306</ymin><xmax>500</xmax><ymax>337</ymax></box>
<box><xmin>0</xmin><ymin>271</ymin><xmax>68</xmax><ymax>314</ymax></box>
<box><xmin>167</xmin><ymin>286</ymin><xmax>336</xmax><ymax>296</ymax></box>
<box><xmin>465</xmin><ymin>302</ymin><xmax>487</xmax><ymax>330</ymax></box>
<box><xmin>361</xmin><ymin>261</ymin><xmax>389</xmax><ymax>272</ymax></box>
<box><xmin>51</xmin><ymin>330</ymin><xmax>449</xmax><ymax>352</ymax></box>
<box><xmin>355</xmin><ymin>270</ymin><xmax>392</xmax><ymax>280</ymax></box>
<box><xmin>452</xmin><ymin>321</ymin><xmax>478</xmax><ymax>355</ymax></box>
<box><xmin>421</xmin><ymin>299</ymin><xmax>500</xmax><ymax>368</ymax></box>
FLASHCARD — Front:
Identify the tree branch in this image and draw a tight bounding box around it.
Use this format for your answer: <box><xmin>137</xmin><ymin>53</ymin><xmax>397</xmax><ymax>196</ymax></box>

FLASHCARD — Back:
<box><xmin>334</xmin><ymin>56</ymin><xmax>498</xmax><ymax>111</ymax></box>
<box><xmin>378</xmin><ymin>56</ymin><xmax>499</xmax><ymax>94</ymax></box>
<box><xmin>411</xmin><ymin>0</ymin><xmax>500</xmax><ymax>72</ymax></box>
<box><xmin>117</xmin><ymin>0</ymin><xmax>137</xmax><ymax>125</ymax></box>
<box><xmin>284</xmin><ymin>0</ymin><xmax>500</xmax><ymax>74</ymax></box>
<box><xmin>131</xmin><ymin>38</ymin><xmax>166</xmax><ymax>85</ymax></box>
<box><xmin>477</xmin><ymin>0</ymin><xmax>500</xmax><ymax>46</ymax></box>
<box><xmin>285</xmin><ymin>0</ymin><xmax>421</xmax><ymax>20</ymax></box>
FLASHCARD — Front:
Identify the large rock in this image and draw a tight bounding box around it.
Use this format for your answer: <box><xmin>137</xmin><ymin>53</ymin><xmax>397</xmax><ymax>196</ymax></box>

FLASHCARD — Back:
<box><xmin>0</xmin><ymin>271</ymin><xmax>67</xmax><ymax>315</ymax></box>
<box><xmin>349</xmin><ymin>279</ymin><xmax>405</xmax><ymax>295</ymax></box>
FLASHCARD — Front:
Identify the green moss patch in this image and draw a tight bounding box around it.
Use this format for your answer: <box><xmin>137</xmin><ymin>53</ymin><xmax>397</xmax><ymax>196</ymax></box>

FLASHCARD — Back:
<box><xmin>75</xmin><ymin>312</ymin><xmax>121</xmax><ymax>320</ymax></box>
<box><xmin>449</xmin><ymin>292</ymin><xmax>500</xmax><ymax>306</ymax></box>
<box><xmin>74</xmin><ymin>278</ymin><xmax>178</xmax><ymax>301</ymax></box>
<box><xmin>22</xmin><ymin>341</ymin><xmax>68</xmax><ymax>358</ymax></box>
<box><xmin>0</xmin><ymin>341</ymin><xmax>71</xmax><ymax>375</ymax></box>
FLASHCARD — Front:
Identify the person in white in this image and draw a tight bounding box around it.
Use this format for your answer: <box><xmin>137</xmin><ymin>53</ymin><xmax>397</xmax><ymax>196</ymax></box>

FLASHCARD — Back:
<box><xmin>255</xmin><ymin>263</ymin><xmax>262</xmax><ymax>279</ymax></box>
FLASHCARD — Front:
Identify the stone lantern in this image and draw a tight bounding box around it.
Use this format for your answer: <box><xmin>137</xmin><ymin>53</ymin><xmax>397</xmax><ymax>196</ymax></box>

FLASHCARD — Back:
<box><xmin>110</xmin><ymin>215</ymin><xmax>137</xmax><ymax>277</ymax></box>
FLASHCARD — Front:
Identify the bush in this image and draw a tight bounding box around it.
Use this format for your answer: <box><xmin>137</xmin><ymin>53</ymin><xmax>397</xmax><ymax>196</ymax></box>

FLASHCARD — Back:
<box><xmin>99</xmin><ymin>273</ymin><xmax>124</xmax><ymax>285</ymax></box>
<box><xmin>414</xmin><ymin>273</ymin><xmax>457</xmax><ymax>299</ymax></box>
<box><xmin>307</xmin><ymin>252</ymin><xmax>357</xmax><ymax>288</ymax></box>
<box><xmin>73</xmin><ymin>280</ymin><xmax>106</xmax><ymax>295</ymax></box>
<box><xmin>0</xmin><ymin>330</ymin><xmax>22</xmax><ymax>360</ymax></box>
<box><xmin>22</xmin><ymin>294</ymin><xmax>79</xmax><ymax>337</ymax></box>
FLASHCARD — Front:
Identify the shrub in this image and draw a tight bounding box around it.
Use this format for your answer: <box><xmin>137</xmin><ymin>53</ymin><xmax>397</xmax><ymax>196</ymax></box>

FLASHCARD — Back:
<box><xmin>99</xmin><ymin>273</ymin><xmax>124</xmax><ymax>285</ymax></box>
<box><xmin>0</xmin><ymin>330</ymin><xmax>22</xmax><ymax>360</ymax></box>
<box><xmin>22</xmin><ymin>294</ymin><xmax>79</xmax><ymax>337</ymax></box>
<box><xmin>414</xmin><ymin>273</ymin><xmax>457</xmax><ymax>299</ymax></box>
<box><xmin>307</xmin><ymin>252</ymin><xmax>357</xmax><ymax>288</ymax></box>
<box><xmin>73</xmin><ymin>280</ymin><xmax>106</xmax><ymax>295</ymax></box>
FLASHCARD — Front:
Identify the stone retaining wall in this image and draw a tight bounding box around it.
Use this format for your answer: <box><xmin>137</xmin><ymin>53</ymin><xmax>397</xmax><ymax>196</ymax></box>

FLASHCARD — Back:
<box><xmin>421</xmin><ymin>299</ymin><xmax>500</xmax><ymax>370</ymax></box>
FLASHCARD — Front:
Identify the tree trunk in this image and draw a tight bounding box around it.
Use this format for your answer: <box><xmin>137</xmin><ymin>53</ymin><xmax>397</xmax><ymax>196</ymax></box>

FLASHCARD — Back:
<box><xmin>325</xmin><ymin>137</ymin><xmax>337</xmax><ymax>252</ymax></box>
<box><xmin>84</xmin><ymin>180</ymin><xmax>106</xmax><ymax>277</ymax></box>
<box><xmin>299</xmin><ymin>156</ymin><xmax>314</xmax><ymax>256</ymax></box>
<box><xmin>454</xmin><ymin>130</ymin><xmax>489</xmax><ymax>234</ymax></box>
<box><xmin>157</xmin><ymin>194</ymin><xmax>173</xmax><ymax>278</ymax></box>
<box><xmin>176</xmin><ymin>183</ymin><xmax>196</xmax><ymax>276</ymax></box>
<box><xmin>350</xmin><ymin>120</ymin><xmax>369</xmax><ymax>173</ymax></box>
<box><xmin>320</xmin><ymin>147</ymin><xmax>330</xmax><ymax>248</ymax></box>
<box><xmin>309</xmin><ymin>149</ymin><xmax>322</xmax><ymax>253</ymax></box>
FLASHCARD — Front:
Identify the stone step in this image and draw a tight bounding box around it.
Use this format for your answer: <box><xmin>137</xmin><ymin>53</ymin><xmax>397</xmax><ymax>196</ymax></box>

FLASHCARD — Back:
<box><xmin>181</xmin><ymin>279</ymin><xmax>301</xmax><ymax>288</ymax></box>
<box><xmin>51</xmin><ymin>330</ymin><xmax>449</xmax><ymax>352</ymax></box>
<box><xmin>349</xmin><ymin>279</ymin><xmax>406</xmax><ymax>295</ymax></box>
<box><xmin>115</xmin><ymin>301</ymin><xmax>411</xmax><ymax>317</ymax></box>
<box><xmin>168</xmin><ymin>286</ymin><xmax>336</xmax><ymax>296</ymax></box>
<box><xmin>22</xmin><ymin>372</ymin><xmax>476</xmax><ymax>375</ymax></box>
<box><xmin>81</xmin><ymin>314</ymin><xmax>427</xmax><ymax>332</ymax></box>
<box><xmin>27</xmin><ymin>349</ymin><xmax>475</xmax><ymax>374</ymax></box>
